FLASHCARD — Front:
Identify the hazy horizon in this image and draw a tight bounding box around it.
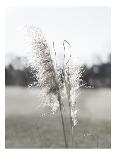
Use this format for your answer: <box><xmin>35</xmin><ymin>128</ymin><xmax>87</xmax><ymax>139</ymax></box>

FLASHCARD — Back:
<box><xmin>6</xmin><ymin>7</ymin><xmax>111</xmax><ymax>66</ymax></box>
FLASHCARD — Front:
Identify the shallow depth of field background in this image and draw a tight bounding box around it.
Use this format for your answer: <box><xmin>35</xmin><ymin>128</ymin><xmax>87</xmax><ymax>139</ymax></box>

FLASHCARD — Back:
<box><xmin>5</xmin><ymin>54</ymin><xmax>111</xmax><ymax>148</ymax></box>
<box><xmin>5</xmin><ymin>86</ymin><xmax>111</xmax><ymax>148</ymax></box>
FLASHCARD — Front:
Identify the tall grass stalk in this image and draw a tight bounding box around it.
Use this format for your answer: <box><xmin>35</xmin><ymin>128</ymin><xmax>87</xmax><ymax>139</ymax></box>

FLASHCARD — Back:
<box><xmin>57</xmin><ymin>90</ymin><xmax>68</xmax><ymax>148</ymax></box>
<box><xmin>26</xmin><ymin>26</ymin><xmax>68</xmax><ymax>148</ymax></box>
<box><xmin>63</xmin><ymin>40</ymin><xmax>74</xmax><ymax>147</ymax></box>
<box><xmin>53</xmin><ymin>41</ymin><xmax>68</xmax><ymax>148</ymax></box>
<box><xmin>24</xmin><ymin>26</ymin><xmax>81</xmax><ymax>148</ymax></box>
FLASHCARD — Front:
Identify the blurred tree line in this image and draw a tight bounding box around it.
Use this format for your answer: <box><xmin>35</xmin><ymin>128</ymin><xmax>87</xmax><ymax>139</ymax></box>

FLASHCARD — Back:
<box><xmin>5</xmin><ymin>54</ymin><xmax>111</xmax><ymax>88</ymax></box>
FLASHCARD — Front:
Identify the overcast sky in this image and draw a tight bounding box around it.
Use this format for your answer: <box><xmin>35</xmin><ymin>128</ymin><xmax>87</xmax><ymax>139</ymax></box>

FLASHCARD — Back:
<box><xmin>6</xmin><ymin>7</ymin><xmax>110</xmax><ymax>66</ymax></box>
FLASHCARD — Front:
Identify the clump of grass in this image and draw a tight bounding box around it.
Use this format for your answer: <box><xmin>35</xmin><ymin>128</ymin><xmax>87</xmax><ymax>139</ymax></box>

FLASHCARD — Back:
<box><xmin>63</xmin><ymin>40</ymin><xmax>82</xmax><ymax>147</ymax></box>
<box><xmin>25</xmin><ymin>25</ymin><xmax>68</xmax><ymax>148</ymax></box>
<box><xmin>24</xmin><ymin>25</ymin><xmax>82</xmax><ymax>148</ymax></box>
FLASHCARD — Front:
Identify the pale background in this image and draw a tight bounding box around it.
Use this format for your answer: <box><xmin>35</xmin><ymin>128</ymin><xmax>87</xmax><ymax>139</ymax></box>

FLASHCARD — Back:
<box><xmin>6</xmin><ymin>7</ymin><xmax>110</xmax><ymax>66</ymax></box>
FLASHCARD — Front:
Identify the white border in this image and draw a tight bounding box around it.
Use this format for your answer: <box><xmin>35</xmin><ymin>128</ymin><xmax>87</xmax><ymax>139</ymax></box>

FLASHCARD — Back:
<box><xmin>0</xmin><ymin>0</ymin><xmax>114</xmax><ymax>155</ymax></box>
<box><xmin>0</xmin><ymin>0</ymin><xmax>112</xmax><ymax>7</ymax></box>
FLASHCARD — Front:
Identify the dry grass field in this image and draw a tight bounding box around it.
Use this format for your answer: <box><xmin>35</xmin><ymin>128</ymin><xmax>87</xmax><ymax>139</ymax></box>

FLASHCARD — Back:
<box><xmin>5</xmin><ymin>87</ymin><xmax>111</xmax><ymax>148</ymax></box>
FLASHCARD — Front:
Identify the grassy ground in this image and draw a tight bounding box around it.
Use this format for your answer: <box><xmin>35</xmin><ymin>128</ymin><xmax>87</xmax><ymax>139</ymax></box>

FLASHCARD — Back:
<box><xmin>5</xmin><ymin>87</ymin><xmax>111</xmax><ymax>148</ymax></box>
<box><xmin>5</xmin><ymin>115</ymin><xmax>111</xmax><ymax>148</ymax></box>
